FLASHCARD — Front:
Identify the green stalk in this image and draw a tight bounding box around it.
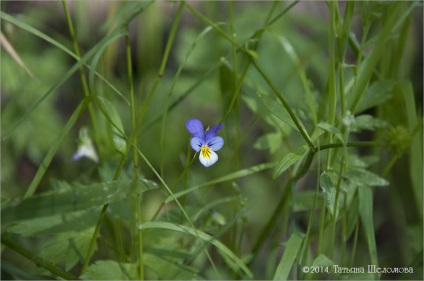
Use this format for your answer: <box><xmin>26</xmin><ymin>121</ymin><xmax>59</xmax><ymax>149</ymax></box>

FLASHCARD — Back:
<box><xmin>313</xmin><ymin>141</ymin><xmax>378</xmax><ymax>152</ymax></box>
<box><xmin>83</xmin><ymin>3</ymin><xmax>185</xmax><ymax>272</ymax></box>
<box><xmin>62</xmin><ymin>0</ymin><xmax>101</xmax><ymax>154</ymax></box>
<box><xmin>325</xmin><ymin>0</ymin><xmax>338</xmax><ymax>168</ymax></box>
<box><xmin>1</xmin><ymin>235</ymin><xmax>78</xmax><ymax>280</ymax></box>
<box><xmin>125</xmin><ymin>24</ymin><xmax>143</xmax><ymax>279</ymax></box>
<box><xmin>317</xmin><ymin>200</ymin><xmax>326</xmax><ymax>254</ymax></box>
<box><xmin>113</xmin><ymin>0</ymin><xmax>185</xmax><ymax>180</ymax></box>
<box><xmin>251</xmin><ymin>59</ymin><xmax>314</xmax><ymax>148</ymax></box>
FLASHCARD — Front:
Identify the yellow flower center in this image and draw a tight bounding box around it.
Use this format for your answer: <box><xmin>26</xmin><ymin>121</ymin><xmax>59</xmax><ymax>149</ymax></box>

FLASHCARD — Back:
<box><xmin>201</xmin><ymin>145</ymin><xmax>211</xmax><ymax>159</ymax></box>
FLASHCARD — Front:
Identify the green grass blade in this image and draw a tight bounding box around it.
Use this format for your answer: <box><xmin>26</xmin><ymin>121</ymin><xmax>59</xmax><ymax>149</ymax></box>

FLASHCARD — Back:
<box><xmin>349</xmin><ymin>4</ymin><xmax>399</xmax><ymax>113</ymax></box>
<box><xmin>399</xmin><ymin>81</ymin><xmax>423</xmax><ymax>218</ymax></box>
<box><xmin>22</xmin><ymin>100</ymin><xmax>87</xmax><ymax>199</ymax></box>
<box><xmin>359</xmin><ymin>187</ymin><xmax>379</xmax><ymax>279</ymax></box>
<box><xmin>139</xmin><ymin>221</ymin><xmax>253</xmax><ymax>279</ymax></box>
<box><xmin>3</xmin><ymin>29</ymin><xmax>126</xmax><ymax>139</ymax></box>
<box><xmin>273</xmin><ymin>232</ymin><xmax>304</xmax><ymax>280</ymax></box>
<box><xmin>3</xmin><ymin>179</ymin><xmax>158</xmax><ymax>224</ymax></box>
<box><xmin>165</xmin><ymin>162</ymin><xmax>274</xmax><ymax>203</ymax></box>
<box><xmin>273</xmin><ymin>145</ymin><xmax>309</xmax><ymax>179</ymax></box>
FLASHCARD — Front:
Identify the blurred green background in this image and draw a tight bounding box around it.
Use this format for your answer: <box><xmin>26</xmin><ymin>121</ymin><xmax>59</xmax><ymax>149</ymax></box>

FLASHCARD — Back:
<box><xmin>1</xmin><ymin>1</ymin><xmax>423</xmax><ymax>280</ymax></box>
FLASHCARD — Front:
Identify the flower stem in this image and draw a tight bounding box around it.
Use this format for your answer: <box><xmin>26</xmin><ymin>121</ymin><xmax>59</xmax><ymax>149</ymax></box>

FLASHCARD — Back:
<box><xmin>62</xmin><ymin>0</ymin><xmax>101</xmax><ymax>155</ymax></box>
<box><xmin>1</xmin><ymin>235</ymin><xmax>78</xmax><ymax>280</ymax></box>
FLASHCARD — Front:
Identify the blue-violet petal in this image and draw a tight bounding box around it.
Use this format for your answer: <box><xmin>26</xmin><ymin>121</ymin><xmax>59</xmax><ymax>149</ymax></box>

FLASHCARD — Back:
<box><xmin>205</xmin><ymin>123</ymin><xmax>224</xmax><ymax>140</ymax></box>
<box><xmin>186</xmin><ymin>118</ymin><xmax>204</xmax><ymax>139</ymax></box>
<box><xmin>207</xmin><ymin>136</ymin><xmax>224</xmax><ymax>151</ymax></box>
<box><xmin>190</xmin><ymin>137</ymin><xmax>204</xmax><ymax>152</ymax></box>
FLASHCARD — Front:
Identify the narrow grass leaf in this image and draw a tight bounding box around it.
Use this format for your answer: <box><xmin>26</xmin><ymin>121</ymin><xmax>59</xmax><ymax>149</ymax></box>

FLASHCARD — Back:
<box><xmin>139</xmin><ymin>221</ymin><xmax>253</xmax><ymax>279</ymax></box>
<box><xmin>80</xmin><ymin>260</ymin><xmax>138</xmax><ymax>280</ymax></box>
<box><xmin>352</xmin><ymin>80</ymin><xmax>396</xmax><ymax>114</ymax></box>
<box><xmin>359</xmin><ymin>187</ymin><xmax>379</xmax><ymax>279</ymax></box>
<box><xmin>0</xmin><ymin>31</ymin><xmax>35</xmax><ymax>78</ymax></box>
<box><xmin>274</xmin><ymin>33</ymin><xmax>317</xmax><ymax>125</ymax></box>
<box><xmin>349</xmin><ymin>4</ymin><xmax>399</xmax><ymax>113</ymax></box>
<box><xmin>23</xmin><ymin>100</ymin><xmax>87</xmax><ymax>199</ymax></box>
<box><xmin>0</xmin><ymin>11</ymin><xmax>77</xmax><ymax>59</ymax></box>
<box><xmin>165</xmin><ymin>162</ymin><xmax>274</xmax><ymax>203</ymax></box>
<box><xmin>143</xmin><ymin>253</ymin><xmax>200</xmax><ymax>280</ymax></box>
<box><xmin>273</xmin><ymin>145</ymin><xmax>309</xmax><ymax>179</ymax></box>
<box><xmin>345</xmin><ymin>195</ymin><xmax>359</xmax><ymax>239</ymax></box>
<box><xmin>259</xmin><ymin>92</ymin><xmax>301</xmax><ymax>132</ymax></box>
<box><xmin>273</xmin><ymin>233</ymin><xmax>304</xmax><ymax>280</ymax></box>
<box><xmin>3</xmin><ymin>179</ymin><xmax>158</xmax><ymax>224</ymax></box>
<box><xmin>400</xmin><ymin>81</ymin><xmax>423</xmax><ymax>217</ymax></box>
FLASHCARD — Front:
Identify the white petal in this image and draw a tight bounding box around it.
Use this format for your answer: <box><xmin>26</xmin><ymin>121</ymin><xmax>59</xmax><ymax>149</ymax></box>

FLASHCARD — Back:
<box><xmin>199</xmin><ymin>147</ymin><xmax>218</xmax><ymax>167</ymax></box>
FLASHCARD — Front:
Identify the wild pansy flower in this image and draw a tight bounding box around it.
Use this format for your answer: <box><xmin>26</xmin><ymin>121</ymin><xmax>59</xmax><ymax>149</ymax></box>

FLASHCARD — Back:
<box><xmin>186</xmin><ymin>118</ymin><xmax>224</xmax><ymax>167</ymax></box>
<box><xmin>72</xmin><ymin>127</ymin><xmax>99</xmax><ymax>162</ymax></box>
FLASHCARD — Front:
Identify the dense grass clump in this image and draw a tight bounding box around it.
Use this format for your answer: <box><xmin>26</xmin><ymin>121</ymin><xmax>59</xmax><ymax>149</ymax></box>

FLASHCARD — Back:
<box><xmin>1</xmin><ymin>1</ymin><xmax>422</xmax><ymax>280</ymax></box>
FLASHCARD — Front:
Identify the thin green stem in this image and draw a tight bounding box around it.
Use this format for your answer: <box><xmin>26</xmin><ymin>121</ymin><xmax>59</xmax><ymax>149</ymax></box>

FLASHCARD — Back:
<box><xmin>314</xmin><ymin>141</ymin><xmax>379</xmax><ymax>153</ymax></box>
<box><xmin>83</xmin><ymin>3</ymin><xmax>185</xmax><ymax>272</ymax></box>
<box><xmin>136</xmin><ymin>193</ymin><xmax>144</xmax><ymax>279</ymax></box>
<box><xmin>62</xmin><ymin>0</ymin><xmax>101</xmax><ymax>153</ymax></box>
<box><xmin>81</xmin><ymin>204</ymin><xmax>108</xmax><ymax>274</ymax></box>
<box><xmin>317</xmin><ymin>200</ymin><xmax>326</xmax><ymax>254</ymax></box>
<box><xmin>350</xmin><ymin>213</ymin><xmax>360</xmax><ymax>267</ymax></box>
<box><xmin>325</xmin><ymin>0</ymin><xmax>338</xmax><ymax>169</ymax></box>
<box><xmin>126</xmin><ymin>26</ymin><xmax>138</xmax><ymax>179</ymax></box>
<box><xmin>125</xmin><ymin>24</ymin><xmax>143</xmax><ymax>279</ymax></box>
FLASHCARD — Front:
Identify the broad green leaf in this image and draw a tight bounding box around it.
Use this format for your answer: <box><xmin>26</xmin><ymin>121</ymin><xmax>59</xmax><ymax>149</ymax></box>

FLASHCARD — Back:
<box><xmin>165</xmin><ymin>162</ymin><xmax>274</xmax><ymax>203</ymax></box>
<box><xmin>139</xmin><ymin>221</ymin><xmax>253</xmax><ymax>279</ymax></box>
<box><xmin>39</xmin><ymin>227</ymin><xmax>95</xmax><ymax>271</ymax></box>
<box><xmin>359</xmin><ymin>187</ymin><xmax>379</xmax><ymax>279</ymax></box>
<box><xmin>2</xmin><ymin>179</ymin><xmax>158</xmax><ymax>224</ymax></box>
<box><xmin>317</xmin><ymin>122</ymin><xmax>343</xmax><ymax>142</ymax></box>
<box><xmin>344</xmin><ymin>168</ymin><xmax>389</xmax><ymax>187</ymax></box>
<box><xmin>352</xmin><ymin>80</ymin><xmax>396</xmax><ymax>114</ymax></box>
<box><xmin>144</xmin><ymin>253</ymin><xmax>200</xmax><ymax>280</ymax></box>
<box><xmin>312</xmin><ymin>254</ymin><xmax>334</xmax><ymax>267</ymax></box>
<box><xmin>80</xmin><ymin>260</ymin><xmax>138</xmax><ymax>280</ymax></box>
<box><xmin>112</xmin><ymin>127</ymin><xmax>127</xmax><ymax>154</ymax></box>
<box><xmin>273</xmin><ymin>233</ymin><xmax>304</xmax><ymax>280</ymax></box>
<box><xmin>273</xmin><ymin>145</ymin><xmax>309</xmax><ymax>179</ymax></box>
<box><xmin>319</xmin><ymin>172</ymin><xmax>338</xmax><ymax>217</ymax></box>
<box><xmin>9</xmin><ymin>208</ymin><xmax>100</xmax><ymax>237</ymax></box>
<box><xmin>95</xmin><ymin>96</ymin><xmax>125</xmax><ymax>136</ymax></box>
<box><xmin>351</xmin><ymin>115</ymin><xmax>387</xmax><ymax>132</ymax></box>
<box><xmin>259</xmin><ymin>93</ymin><xmax>301</xmax><ymax>132</ymax></box>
